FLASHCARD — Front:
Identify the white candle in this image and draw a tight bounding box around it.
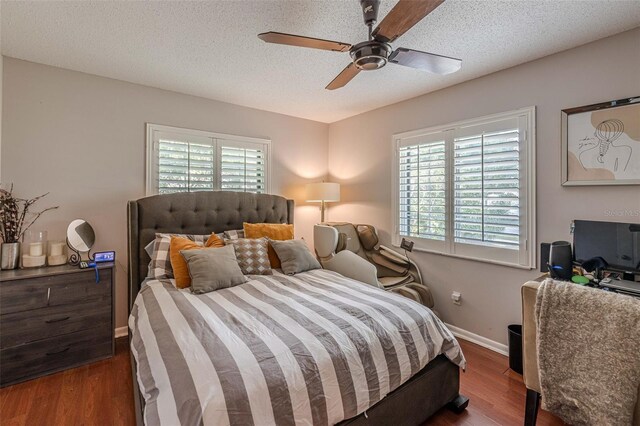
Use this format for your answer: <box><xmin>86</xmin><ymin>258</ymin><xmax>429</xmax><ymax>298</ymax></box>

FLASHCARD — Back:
<box><xmin>50</xmin><ymin>242</ymin><xmax>64</xmax><ymax>256</ymax></box>
<box><xmin>29</xmin><ymin>242</ymin><xmax>43</xmax><ymax>257</ymax></box>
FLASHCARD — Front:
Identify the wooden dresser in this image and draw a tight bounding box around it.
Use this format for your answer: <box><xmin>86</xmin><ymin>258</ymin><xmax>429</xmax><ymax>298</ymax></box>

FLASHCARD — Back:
<box><xmin>0</xmin><ymin>263</ymin><xmax>114</xmax><ymax>387</ymax></box>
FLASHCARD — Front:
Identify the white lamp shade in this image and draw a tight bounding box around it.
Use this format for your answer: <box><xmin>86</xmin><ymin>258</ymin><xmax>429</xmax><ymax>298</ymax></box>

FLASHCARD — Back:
<box><xmin>306</xmin><ymin>182</ymin><xmax>340</xmax><ymax>202</ymax></box>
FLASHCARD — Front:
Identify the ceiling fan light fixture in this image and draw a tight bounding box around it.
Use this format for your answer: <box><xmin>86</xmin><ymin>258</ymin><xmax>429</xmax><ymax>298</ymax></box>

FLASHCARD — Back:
<box><xmin>355</xmin><ymin>55</ymin><xmax>387</xmax><ymax>70</ymax></box>
<box><xmin>350</xmin><ymin>41</ymin><xmax>392</xmax><ymax>71</ymax></box>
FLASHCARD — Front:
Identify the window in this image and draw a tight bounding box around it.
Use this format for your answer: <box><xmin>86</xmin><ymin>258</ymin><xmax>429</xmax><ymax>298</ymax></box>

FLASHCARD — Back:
<box><xmin>393</xmin><ymin>107</ymin><xmax>536</xmax><ymax>268</ymax></box>
<box><xmin>146</xmin><ymin>124</ymin><xmax>270</xmax><ymax>195</ymax></box>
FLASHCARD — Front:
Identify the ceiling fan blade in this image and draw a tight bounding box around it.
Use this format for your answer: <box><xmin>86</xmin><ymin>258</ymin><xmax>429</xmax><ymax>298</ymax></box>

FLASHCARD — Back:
<box><xmin>389</xmin><ymin>47</ymin><xmax>461</xmax><ymax>75</ymax></box>
<box><xmin>258</xmin><ymin>32</ymin><xmax>351</xmax><ymax>52</ymax></box>
<box><xmin>325</xmin><ymin>63</ymin><xmax>361</xmax><ymax>90</ymax></box>
<box><xmin>372</xmin><ymin>0</ymin><xmax>444</xmax><ymax>43</ymax></box>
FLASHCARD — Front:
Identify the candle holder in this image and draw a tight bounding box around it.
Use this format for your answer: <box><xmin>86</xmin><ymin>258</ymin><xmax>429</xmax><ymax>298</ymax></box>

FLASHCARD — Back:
<box><xmin>48</xmin><ymin>241</ymin><xmax>67</xmax><ymax>266</ymax></box>
<box><xmin>22</xmin><ymin>230</ymin><xmax>48</xmax><ymax>268</ymax></box>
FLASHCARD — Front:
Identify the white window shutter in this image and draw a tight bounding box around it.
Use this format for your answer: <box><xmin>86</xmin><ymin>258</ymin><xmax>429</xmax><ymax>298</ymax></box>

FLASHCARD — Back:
<box><xmin>453</xmin><ymin>125</ymin><xmax>520</xmax><ymax>250</ymax></box>
<box><xmin>220</xmin><ymin>142</ymin><xmax>268</xmax><ymax>193</ymax></box>
<box><xmin>156</xmin><ymin>134</ymin><xmax>215</xmax><ymax>194</ymax></box>
<box><xmin>399</xmin><ymin>141</ymin><xmax>447</xmax><ymax>241</ymax></box>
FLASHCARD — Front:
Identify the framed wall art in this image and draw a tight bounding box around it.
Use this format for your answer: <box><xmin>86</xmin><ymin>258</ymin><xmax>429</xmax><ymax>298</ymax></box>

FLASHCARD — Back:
<box><xmin>561</xmin><ymin>96</ymin><xmax>640</xmax><ymax>186</ymax></box>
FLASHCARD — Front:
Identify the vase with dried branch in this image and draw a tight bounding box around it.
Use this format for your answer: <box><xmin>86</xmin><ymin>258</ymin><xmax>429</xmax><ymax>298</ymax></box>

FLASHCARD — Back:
<box><xmin>0</xmin><ymin>184</ymin><xmax>58</xmax><ymax>269</ymax></box>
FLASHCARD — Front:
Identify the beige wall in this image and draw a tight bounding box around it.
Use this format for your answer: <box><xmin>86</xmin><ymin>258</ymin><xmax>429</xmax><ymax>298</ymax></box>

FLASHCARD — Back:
<box><xmin>0</xmin><ymin>0</ymin><xmax>3</xmax><ymax>178</ymax></box>
<box><xmin>0</xmin><ymin>55</ymin><xmax>2</xmax><ymax>178</ymax></box>
<box><xmin>327</xmin><ymin>28</ymin><xmax>640</xmax><ymax>345</ymax></box>
<box><xmin>0</xmin><ymin>54</ymin><xmax>3</xmax><ymax>177</ymax></box>
<box><xmin>1</xmin><ymin>58</ymin><xmax>329</xmax><ymax>329</ymax></box>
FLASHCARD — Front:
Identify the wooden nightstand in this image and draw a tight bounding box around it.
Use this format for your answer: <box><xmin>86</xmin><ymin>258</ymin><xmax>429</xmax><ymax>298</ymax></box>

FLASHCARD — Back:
<box><xmin>0</xmin><ymin>263</ymin><xmax>115</xmax><ymax>387</ymax></box>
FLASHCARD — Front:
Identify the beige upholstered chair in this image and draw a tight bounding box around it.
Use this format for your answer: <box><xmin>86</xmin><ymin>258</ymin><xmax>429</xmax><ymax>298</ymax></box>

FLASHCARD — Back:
<box><xmin>521</xmin><ymin>281</ymin><xmax>640</xmax><ymax>425</ymax></box>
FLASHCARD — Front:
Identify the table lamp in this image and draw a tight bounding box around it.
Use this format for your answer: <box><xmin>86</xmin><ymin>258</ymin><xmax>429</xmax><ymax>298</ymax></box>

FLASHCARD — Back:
<box><xmin>306</xmin><ymin>182</ymin><xmax>340</xmax><ymax>223</ymax></box>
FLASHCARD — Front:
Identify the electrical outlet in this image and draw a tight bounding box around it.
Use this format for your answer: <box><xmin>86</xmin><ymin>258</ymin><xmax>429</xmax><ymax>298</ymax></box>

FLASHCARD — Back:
<box><xmin>451</xmin><ymin>291</ymin><xmax>462</xmax><ymax>305</ymax></box>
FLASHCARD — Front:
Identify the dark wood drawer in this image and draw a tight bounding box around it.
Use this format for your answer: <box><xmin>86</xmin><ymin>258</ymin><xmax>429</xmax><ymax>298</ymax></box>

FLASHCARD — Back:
<box><xmin>0</xmin><ymin>263</ymin><xmax>114</xmax><ymax>387</ymax></box>
<box><xmin>0</xmin><ymin>268</ymin><xmax>111</xmax><ymax>315</ymax></box>
<box><xmin>0</xmin><ymin>297</ymin><xmax>111</xmax><ymax>349</ymax></box>
<box><xmin>0</xmin><ymin>325</ymin><xmax>112</xmax><ymax>387</ymax></box>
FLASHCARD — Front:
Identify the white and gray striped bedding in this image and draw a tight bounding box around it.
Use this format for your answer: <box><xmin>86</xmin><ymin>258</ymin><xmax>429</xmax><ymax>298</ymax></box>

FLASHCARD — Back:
<box><xmin>129</xmin><ymin>269</ymin><xmax>466</xmax><ymax>426</ymax></box>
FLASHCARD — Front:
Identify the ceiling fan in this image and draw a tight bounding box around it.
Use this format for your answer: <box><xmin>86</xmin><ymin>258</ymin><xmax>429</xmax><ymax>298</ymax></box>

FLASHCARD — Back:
<box><xmin>258</xmin><ymin>0</ymin><xmax>461</xmax><ymax>90</ymax></box>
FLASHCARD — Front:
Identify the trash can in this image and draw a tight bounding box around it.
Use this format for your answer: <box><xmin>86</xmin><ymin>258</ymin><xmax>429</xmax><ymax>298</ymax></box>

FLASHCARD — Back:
<box><xmin>508</xmin><ymin>324</ymin><xmax>523</xmax><ymax>374</ymax></box>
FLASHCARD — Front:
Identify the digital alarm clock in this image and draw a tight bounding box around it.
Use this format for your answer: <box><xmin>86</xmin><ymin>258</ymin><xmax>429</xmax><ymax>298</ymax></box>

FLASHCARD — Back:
<box><xmin>94</xmin><ymin>251</ymin><xmax>115</xmax><ymax>263</ymax></box>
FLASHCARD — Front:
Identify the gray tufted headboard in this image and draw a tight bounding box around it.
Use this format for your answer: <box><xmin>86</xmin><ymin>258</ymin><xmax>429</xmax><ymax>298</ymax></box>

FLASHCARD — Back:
<box><xmin>127</xmin><ymin>191</ymin><xmax>294</xmax><ymax>312</ymax></box>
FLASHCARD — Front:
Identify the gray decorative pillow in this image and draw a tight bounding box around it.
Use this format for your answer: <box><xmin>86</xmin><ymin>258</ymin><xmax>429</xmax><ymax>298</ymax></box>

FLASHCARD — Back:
<box><xmin>181</xmin><ymin>246</ymin><xmax>248</xmax><ymax>294</ymax></box>
<box><xmin>225</xmin><ymin>238</ymin><xmax>272</xmax><ymax>275</ymax></box>
<box><xmin>269</xmin><ymin>239</ymin><xmax>321</xmax><ymax>275</ymax></box>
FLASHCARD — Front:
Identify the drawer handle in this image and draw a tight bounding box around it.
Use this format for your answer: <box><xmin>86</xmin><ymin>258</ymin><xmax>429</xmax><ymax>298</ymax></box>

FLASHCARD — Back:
<box><xmin>46</xmin><ymin>347</ymin><xmax>70</xmax><ymax>356</ymax></box>
<box><xmin>45</xmin><ymin>316</ymin><xmax>70</xmax><ymax>324</ymax></box>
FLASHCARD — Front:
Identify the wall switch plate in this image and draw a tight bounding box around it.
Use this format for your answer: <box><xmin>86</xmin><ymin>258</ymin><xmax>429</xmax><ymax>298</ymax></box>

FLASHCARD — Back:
<box><xmin>451</xmin><ymin>291</ymin><xmax>462</xmax><ymax>305</ymax></box>
<box><xmin>400</xmin><ymin>238</ymin><xmax>414</xmax><ymax>252</ymax></box>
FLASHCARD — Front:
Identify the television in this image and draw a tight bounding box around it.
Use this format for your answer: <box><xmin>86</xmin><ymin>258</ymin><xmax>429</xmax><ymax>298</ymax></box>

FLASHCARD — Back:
<box><xmin>573</xmin><ymin>220</ymin><xmax>640</xmax><ymax>273</ymax></box>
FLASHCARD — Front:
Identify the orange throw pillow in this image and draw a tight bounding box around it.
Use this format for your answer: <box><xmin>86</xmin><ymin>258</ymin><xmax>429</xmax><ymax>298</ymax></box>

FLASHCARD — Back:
<box><xmin>243</xmin><ymin>223</ymin><xmax>294</xmax><ymax>268</ymax></box>
<box><xmin>206</xmin><ymin>233</ymin><xmax>225</xmax><ymax>248</ymax></box>
<box><xmin>170</xmin><ymin>234</ymin><xmax>225</xmax><ymax>289</ymax></box>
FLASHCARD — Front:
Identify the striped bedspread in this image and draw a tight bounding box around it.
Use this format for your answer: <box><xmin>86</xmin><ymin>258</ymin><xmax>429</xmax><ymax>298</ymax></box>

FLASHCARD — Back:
<box><xmin>129</xmin><ymin>269</ymin><xmax>465</xmax><ymax>426</ymax></box>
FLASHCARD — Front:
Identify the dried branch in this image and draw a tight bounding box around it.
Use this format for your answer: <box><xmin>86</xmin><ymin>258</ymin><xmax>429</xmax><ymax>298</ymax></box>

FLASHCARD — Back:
<box><xmin>0</xmin><ymin>184</ymin><xmax>58</xmax><ymax>244</ymax></box>
<box><xmin>18</xmin><ymin>205</ymin><xmax>59</xmax><ymax>241</ymax></box>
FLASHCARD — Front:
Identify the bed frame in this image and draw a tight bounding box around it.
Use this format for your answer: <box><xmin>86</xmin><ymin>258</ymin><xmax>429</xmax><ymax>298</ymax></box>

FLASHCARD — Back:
<box><xmin>127</xmin><ymin>191</ymin><xmax>468</xmax><ymax>426</ymax></box>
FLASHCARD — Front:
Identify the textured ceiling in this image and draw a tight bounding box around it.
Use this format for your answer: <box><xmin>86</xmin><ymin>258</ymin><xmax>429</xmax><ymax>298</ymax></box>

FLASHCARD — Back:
<box><xmin>2</xmin><ymin>1</ymin><xmax>639</xmax><ymax>123</ymax></box>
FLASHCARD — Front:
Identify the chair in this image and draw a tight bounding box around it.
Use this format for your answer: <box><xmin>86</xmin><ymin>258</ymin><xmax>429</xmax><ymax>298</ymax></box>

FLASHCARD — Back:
<box><xmin>314</xmin><ymin>223</ymin><xmax>435</xmax><ymax>310</ymax></box>
<box><xmin>521</xmin><ymin>281</ymin><xmax>640</xmax><ymax>425</ymax></box>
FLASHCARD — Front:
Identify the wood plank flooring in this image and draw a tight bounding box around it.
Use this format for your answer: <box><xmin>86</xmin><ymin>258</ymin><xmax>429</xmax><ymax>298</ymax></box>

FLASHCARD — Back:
<box><xmin>428</xmin><ymin>340</ymin><xmax>564</xmax><ymax>425</ymax></box>
<box><xmin>0</xmin><ymin>337</ymin><xmax>564</xmax><ymax>425</ymax></box>
<box><xmin>0</xmin><ymin>338</ymin><xmax>136</xmax><ymax>426</ymax></box>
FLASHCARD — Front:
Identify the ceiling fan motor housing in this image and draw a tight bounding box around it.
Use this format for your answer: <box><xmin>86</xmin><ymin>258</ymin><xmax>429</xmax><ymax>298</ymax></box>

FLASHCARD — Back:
<box><xmin>350</xmin><ymin>41</ymin><xmax>392</xmax><ymax>70</ymax></box>
<box><xmin>359</xmin><ymin>0</ymin><xmax>380</xmax><ymax>27</ymax></box>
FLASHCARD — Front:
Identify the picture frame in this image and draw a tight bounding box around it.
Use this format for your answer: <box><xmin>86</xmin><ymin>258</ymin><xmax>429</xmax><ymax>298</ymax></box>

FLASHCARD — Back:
<box><xmin>561</xmin><ymin>96</ymin><xmax>640</xmax><ymax>186</ymax></box>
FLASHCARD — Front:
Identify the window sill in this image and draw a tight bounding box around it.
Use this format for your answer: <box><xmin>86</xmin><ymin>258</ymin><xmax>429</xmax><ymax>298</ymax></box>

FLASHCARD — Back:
<box><xmin>391</xmin><ymin>243</ymin><xmax>535</xmax><ymax>270</ymax></box>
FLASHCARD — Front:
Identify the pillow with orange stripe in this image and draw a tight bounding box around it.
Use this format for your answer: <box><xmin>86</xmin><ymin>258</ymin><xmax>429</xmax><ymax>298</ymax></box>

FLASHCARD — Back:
<box><xmin>243</xmin><ymin>223</ymin><xmax>294</xmax><ymax>268</ymax></box>
<box><xmin>169</xmin><ymin>234</ymin><xmax>224</xmax><ymax>289</ymax></box>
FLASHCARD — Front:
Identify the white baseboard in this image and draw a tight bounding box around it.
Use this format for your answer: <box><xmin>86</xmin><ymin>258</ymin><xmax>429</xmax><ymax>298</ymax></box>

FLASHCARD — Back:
<box><xmin>115</xmin><ymin>326</ymin><xmax>128</xmax><ymax>338</ymax></box>
<box><xmin>445</xmin><ymin>323</ymin><xmax>508</xmax><ymax>356</ymax></box>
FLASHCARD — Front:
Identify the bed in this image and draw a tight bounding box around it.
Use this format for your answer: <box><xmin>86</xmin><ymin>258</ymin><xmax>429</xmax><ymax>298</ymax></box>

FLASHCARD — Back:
<box><xmin>127</xmin><ymin>191</ymin><xmax>468</xmax><ymax>426</ymax></box>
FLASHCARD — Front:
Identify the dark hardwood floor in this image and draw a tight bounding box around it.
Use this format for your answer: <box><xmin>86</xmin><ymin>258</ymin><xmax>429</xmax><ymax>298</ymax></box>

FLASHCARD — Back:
<box><xmin>0</xmin><ymin>337</ymin><xmax>564</xmax><ymax>425</ymax></box>
<box><xmin>0</xmin><ymin>338</ymin><xmax>135</xmax><ymax>426</ymax></box>
<box><xmin>427</xmin><ymin>340</ymin><xmax>564</xmax><ymax>426</ymax></box>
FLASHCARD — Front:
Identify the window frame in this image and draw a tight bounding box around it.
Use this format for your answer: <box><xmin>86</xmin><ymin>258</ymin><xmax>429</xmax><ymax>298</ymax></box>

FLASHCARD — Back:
<box><xmin>145</xmin><ymin>123</ymin><xmax>271</xmax><ymax>196</ymax></box>
<box><xmin>391</xmin><ymin>107</ymin><xmax>536</xmax><ymax>269</ymax></box>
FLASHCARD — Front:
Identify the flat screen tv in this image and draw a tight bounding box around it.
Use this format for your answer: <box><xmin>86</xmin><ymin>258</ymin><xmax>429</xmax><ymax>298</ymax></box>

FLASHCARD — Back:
<box><xmin>573</xmin><ymin>220</ymin><xmax>640</xmax><ymax>273</ymax></box>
